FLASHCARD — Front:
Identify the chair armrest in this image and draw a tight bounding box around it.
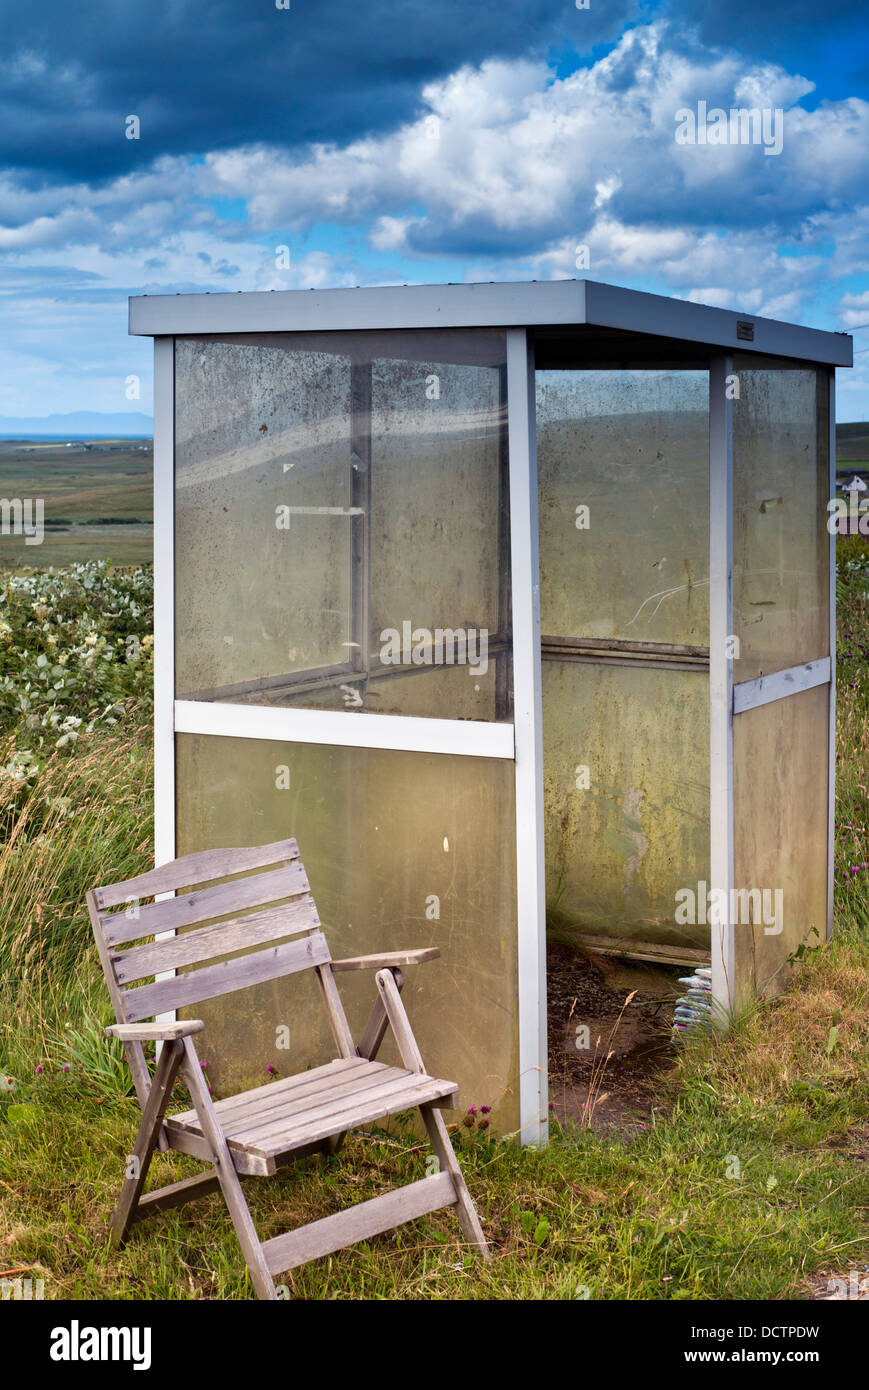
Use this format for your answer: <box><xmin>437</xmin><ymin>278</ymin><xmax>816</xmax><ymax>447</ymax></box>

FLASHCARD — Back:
<box><xmin>106</xmin><ymin>1021</ymin><xmax>205</xmax><ymax>1042</ymax></box>
<box><xmin>375</xmin><ymin>968</ymin><xmax>426</xmax><ymax>1074</ymax></box>
<box><xmin>331</xmin><ymin>948</ymin><xmax>439</xmax><ymax>972</ymax></box>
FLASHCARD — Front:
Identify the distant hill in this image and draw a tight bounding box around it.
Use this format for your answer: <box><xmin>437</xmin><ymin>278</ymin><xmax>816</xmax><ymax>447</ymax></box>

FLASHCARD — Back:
<box><xmin>836</xmin><ymin>422</ymin><xmax>869</xmax><ymax>464</ymax></box>
<box><xmin>0</xmin><ymin>411</ymin><xmax>153</xmax><ymax>439</ymax></box>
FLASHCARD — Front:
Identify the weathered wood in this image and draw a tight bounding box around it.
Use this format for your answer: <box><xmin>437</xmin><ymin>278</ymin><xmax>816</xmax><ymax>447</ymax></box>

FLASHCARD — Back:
<box><xmin>262</xmin><ymin>1171</ymin><xmax>457</xmax><ymax>1275</ymax></box>
<box><xmin>375</xmin><ymin>968</ymin><xmax>425</xmax><ymax>1073</ymax></box>
<box><xmin>162</xmin><ymin>1120</ymin><xmax>269</xmax><ymax>1173</ymax></box>
<box><xmin>574</xmin><ymin>932</ymin><xmax>711</xmax><ymax>968</ymax></box>
<box><xmin>333</xmin><ymin>974</ymin><xmax>404</xmax><ymax>1155</ymax></box>
<box><xmin>130</xmin><ymin>1170</ymin><xmax>222</xmax><ymax>1221</ymax></box>
<box><xmin>171</xmin><ymin>1058</ymin><xmax>371</xmax><ymax>1131</ymax></box>
<box><xmin>86</xmin><ymin>889</ymin><xmax>153</xmax><ymax>1120</ymax></box>
<box><xmin>100</xmin><ymin>861</ymin><xmax>310</xmax><ymax>947</ymax></box>
<box><xmin>244</xmin><ymin>1073</ymin><xmax>458</xmax><ymax>1158</ymax></box>
<box><xmin>171</xmin><ymin>1060</ymin><xmax>455</xmax><ymax>1155</ymax></box>
<box><xmin>313</xmin><ymin>963</ymin><xmax>357</xmax><ymax>1058</ymax></box>
<box><xmin>179</xmin><ymin>1038</ymin><xmax>277</xmax><ymax>1300</ymax></box>
<box><xmin>123</xmin><ymin>931</ymin><xmax>331</xmax><ymax>1022</ymax></box>
<box><xmin>106</xmin><ymin>1020</ymin><xmax>204</xmax><ymax>1042</ymax></box>
<box><xmin>357</xmin><ymin>968</ymin><xmax>404</xmax><ymax>1061</ymax></box>
<box><xmin>88</xmin><ymin>839</ymin><xmax>488</xmax><ymax>1297</ymax></box>
<box><xmin>112</xmin><ymin>898</ymin><xmax>321</xmax><ymax>983</ymax></box>
<box><xmin>331</xmin><ymin>948</ymin><xmax>439</xmax><ymax>972</ymax></box>
<box><xmin>420</xmin><ymin>1103</ymin><xmax>490</xmax><ymax>1259</ymax></box>
<box><xmin>94</xmin><ymin>838</ymin><xmax>299</xmax><ymax>909</ymax></box>
<box><xmin>110</xmin><ymin>1040</ymin><xmax>184</xmax><ymax>1248</ymax></box>
<box><xmin>226</xmin><ymin>1066</ymin><xmax>432</xmax><ymax>1142</ymax></box>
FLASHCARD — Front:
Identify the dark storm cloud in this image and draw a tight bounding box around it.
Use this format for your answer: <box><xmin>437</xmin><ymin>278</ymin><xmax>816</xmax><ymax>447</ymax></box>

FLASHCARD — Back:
<box><xmin>675</xmin><ymin>0</ymin><xmax>869</xmax><ymax>93</ymax></box>
<box><xmin>0</xmin><ymin>0</ymin><xmax>636</xmax><ymax>183</ymax></box>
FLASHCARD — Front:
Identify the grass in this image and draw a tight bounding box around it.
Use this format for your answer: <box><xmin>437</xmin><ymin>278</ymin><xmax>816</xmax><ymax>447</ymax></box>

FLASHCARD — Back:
<box><xmin>0</xmin><ymin>440</ymin><xmax>152</xmax><ymax>567</ymax></box>
<box><xmin>0</xmin><ymin>549</ymin><xmax>867</xmax><ymax>1300</ymax></box>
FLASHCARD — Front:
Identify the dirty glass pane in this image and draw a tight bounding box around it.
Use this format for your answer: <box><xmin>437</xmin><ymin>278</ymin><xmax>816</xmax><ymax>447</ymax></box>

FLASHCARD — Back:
<box><xmin>174</xmin><ymin>336</ymin><xmax>352</xmax><ymax>700</ymax></box>
<box><xmin>175</xmin><ymin>733</ymin><xmax>519</xmax><ymax>1132</ymax></box>
<box><xmin>174</xmin><ymin>330</ymin><xmax>510</xmax><ymax>720</ymax></box>
<box><xmin>732</xmin><ymin>684</ymin><xmax>829</xmax><ymax>1001</ymax></box>
<box><xmin>732</xmin><ymin>360</ymin><xmax>829</xmax><ymax>681</ymax></box>
<box><xmin>542</xmin><ymin>661</ymin><xmax>710</xmax><ymax>950</ymax></box>
<box><xmin>536</xmin><ymin>370</ymin><xmax>709</xmax><ymax>646</ymax></box>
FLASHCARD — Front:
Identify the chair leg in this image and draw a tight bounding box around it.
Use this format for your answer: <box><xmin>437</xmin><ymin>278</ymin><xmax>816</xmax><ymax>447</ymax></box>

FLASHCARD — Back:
<box><xmin>420</xmin><ymin>1103</ymin><xmax>490</xmax><ymax>1259</ymax></box>
<box><xmin>110</xmin><ymin>1040</ymin><xmax>184</xmax><ymax>1249</ymax></box>
<box><xmin>180</xmin><ymin>1039</ymin><xmax>277</xmax><ymax>1301</ymax></box>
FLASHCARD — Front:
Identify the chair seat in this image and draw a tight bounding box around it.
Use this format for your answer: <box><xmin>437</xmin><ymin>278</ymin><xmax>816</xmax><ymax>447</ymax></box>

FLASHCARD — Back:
<box><xmin>166</xmin><ymin>1057</ymin><xmax>458</xmax><ymax>1171</ymax></box>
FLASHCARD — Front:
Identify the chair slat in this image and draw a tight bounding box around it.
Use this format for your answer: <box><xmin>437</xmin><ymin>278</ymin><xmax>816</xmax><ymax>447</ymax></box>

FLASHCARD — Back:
<box><xmin>100</xmin><ymin>861</ymin><xmax>309</xmax><ymax>947</ymax></box>
<box><xmin>94</xmin><ymin>838</ymin><xmax>299</xmax><ymax>910</ymax></box>
<box><xmin>187</xmin><ymin>1062</ymin><xmax>410</xmax><ymax>1136</ymax></box>
<box><xmin>169</xmin><ymin>1058</ymin><xmax>367</xmax><ymax>1130</ymax></box>
<box><xmin>122</xmin><ymin>931</ymin><xmax>331</xmax><ymax>1022</ymax></box>
<box><xmin>255</xmin><ymin>1075</ymin><xmax>458</xmax><ymax>1158</ymax></box>
<box><xmin>112</xmin><ymin>897</ymin><xmax>320</xmax><ymax>984</ymax></box>
<box><xmin>229</xmin><ymin>1069</ymin><xmax>429</xmax><ymax>1146</ymax></box>
<box><xmin>262</xmin><ymin>1172</ymin><xmax>456</xmax><ymax>1275</ymax></box>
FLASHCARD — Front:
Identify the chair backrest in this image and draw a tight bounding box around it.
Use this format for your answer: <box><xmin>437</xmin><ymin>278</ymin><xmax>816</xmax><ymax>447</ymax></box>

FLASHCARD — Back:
<box><xmin>87</xmin><ymin>839</ymin><xmax>356</xmax><ymax>1106</ymax></box>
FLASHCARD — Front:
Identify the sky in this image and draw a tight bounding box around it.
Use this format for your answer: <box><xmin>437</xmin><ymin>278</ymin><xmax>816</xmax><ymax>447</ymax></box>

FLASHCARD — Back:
<box><xmin>1</xmin><ymin>0</ymin><xmax>868</xmax><ymax>420</ymax></box>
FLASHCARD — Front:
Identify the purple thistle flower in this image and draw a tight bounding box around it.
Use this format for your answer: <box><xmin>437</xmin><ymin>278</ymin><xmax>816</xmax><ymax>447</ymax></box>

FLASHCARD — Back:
<box><xmin>35</xmin><ymin>1064</ymin><xmax>43</xmax><ymax>1074</ymax></box>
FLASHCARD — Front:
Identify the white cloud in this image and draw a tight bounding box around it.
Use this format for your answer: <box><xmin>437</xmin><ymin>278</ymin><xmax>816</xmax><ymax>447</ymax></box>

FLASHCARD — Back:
<box><xmin>0</xmin><ymin>21</ymin><xmax>868</xmax><ymax>412</ymax></box>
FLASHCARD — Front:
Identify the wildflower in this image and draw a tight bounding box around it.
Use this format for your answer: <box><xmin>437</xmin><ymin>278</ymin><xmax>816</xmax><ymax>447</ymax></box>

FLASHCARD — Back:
<box><xmin>266</xmin><ymin>1064</ymin><xmax>277</xmax><ymax>1075</ymax></box>
<box><xmin>62</xmin><ymin>1064</ymin><xmax>70</xmax><ymax>1073</ymax></box>
<box><xmin>35</xmin><ymin>1064</ymin><xmax>43</xmax><ymax>1074</ymax></box>
<box><xmin>480</xmin><ymin>1105</ymin><xmax>491</xmax><ymax>1115</ymax></box>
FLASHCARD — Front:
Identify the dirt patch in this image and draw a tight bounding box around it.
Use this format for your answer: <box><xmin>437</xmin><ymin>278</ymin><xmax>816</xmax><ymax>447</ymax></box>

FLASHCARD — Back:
<box><xmin>547</xmin><ymin>939</ymin><xmax>682</xmax><ymax>1136</ymax></box>
<box><xmin>823</xmin><ymin>1121</ymin><xmax>869</xmax><ymax>1163</ymax></box>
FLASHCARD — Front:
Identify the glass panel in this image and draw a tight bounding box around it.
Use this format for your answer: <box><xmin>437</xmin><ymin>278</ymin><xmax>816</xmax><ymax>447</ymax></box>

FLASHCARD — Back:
<box><xmin>536</xmin><ymin>370</ymin><xmax>709</xmax><ymax>646</ymax></box>
<box><xmin>732</xmin><ymin>360</ymin><xmax>829</xmax><ymax>681</ymax></box>
<box><xmin>543</xmin><ymin>662</ymin><xmax>710</xmax><ymax>949</ymax></box>
<box><xmin>175</xmin><ymin>733</ymin><xmax>519</xmax><ymax>1131</ymax></box>
<box><xmin>732</xmin><ymin>685</ymin><xmax>829</xmax><ymax>1000</ymax></box>
<box><xmin>175</xmin><ymin>330</ymin><xmax>510</xmax><ymax>720</ymax></box>
<box><xmin>174</xmin><ymin>336</ymin><xmax>352</xmax><ymax>698</ymax></box>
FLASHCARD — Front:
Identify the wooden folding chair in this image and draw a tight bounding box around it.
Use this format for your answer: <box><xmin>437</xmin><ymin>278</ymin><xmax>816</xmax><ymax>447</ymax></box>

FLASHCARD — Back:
<box><xmin>87</xmin><ymin>837</ymin><xmax>489</xmax><ymax>1298</ymax></box>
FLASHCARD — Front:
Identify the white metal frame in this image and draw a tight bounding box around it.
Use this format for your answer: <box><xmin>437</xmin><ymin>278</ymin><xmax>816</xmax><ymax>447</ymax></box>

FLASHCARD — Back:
<box><xmin>152</xmin><ymin>337</ymin><xmax>177</xmax><ymax>1030</ymax></box>
<box><xmin>709</xmin><ymin>355</ymin><xmax>735</xmax><ymax>1021</ymax></box>
<box><xmin>174</xmin><ymin>700</ymin><xmax>515</xmax><ymax>759</ymax></box>
<box><xmin>130</xmin><ymin>280</ymin><xmax>852</xmax><ymax>366</ymax></box>
<box><xmin>144</xmin><ymin>280</ymin><xmax>847</xmax><ymax>1136</ymax></box>
<box><xmin>153</xmin><ymin>337</ymin><xmax>175</xmax><ymax>869</ymax></box>
<box><xmin>732</xmin><ymin>657</ymin><xmax>831</xmax><ymax>715</ymax></box>
<box><xmin>710</xmin><ymin>357</ymin><xmax>838</xmax><ymax>1015</ymax></box>
<box><xmin>506</xmin><ymin>328</ymin><xmax>548</xmax><ymax>1146</ymax></box>
<box><xmin>828</xmin><ymin>370</ymin><xmax>837</xmax><ymax>943</ymax></box>
<box><xmin>152</xmin><ymin>325</ymin><xmax>548</xmax><ymax>1143</ymax></box>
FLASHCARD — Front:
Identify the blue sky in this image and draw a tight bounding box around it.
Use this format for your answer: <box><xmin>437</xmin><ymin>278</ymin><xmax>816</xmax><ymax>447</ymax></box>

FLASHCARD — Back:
<box><xmin>1</xmin><ymin>0</ymin><xmax>868</xmax><ymax>420</ymax></box>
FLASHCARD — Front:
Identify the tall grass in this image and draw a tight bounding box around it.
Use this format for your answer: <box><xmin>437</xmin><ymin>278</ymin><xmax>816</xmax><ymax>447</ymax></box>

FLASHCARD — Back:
<box><xmin>0</xmin><ymin>715</ymin><xmax>152</xmax><ymax>1081</ymax></box>
<box><xmin>0</xmin><ymin>550</ymin><xmax>867</xmax><ymax>1301</ymax></box>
